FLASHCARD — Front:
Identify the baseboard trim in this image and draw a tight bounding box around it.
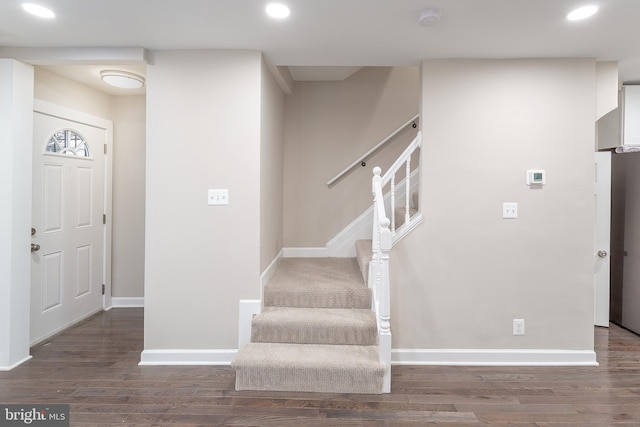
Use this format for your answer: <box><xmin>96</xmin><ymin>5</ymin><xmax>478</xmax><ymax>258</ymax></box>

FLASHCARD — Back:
<box><xmin>0</xmin><ymin>355</ymin><xmax>32</xmax><ymax>371</ymax></box>
<box><xmin>139</xmin><ymin>349</ymin><xmax>237</xmax><ymax>366</ymax></box>
<box><xmin>391</xmin><ymin>349</ymin><xmax>598</xmax><ymax>366</ymax></box>
<box><xmin>111</xmin><ymin>297</ymin><xmax>144</xmax><ymax>308</ymax></box>
<box><xmin>261</xmin><ymin>249</ymin><xmax>283</xmax><ymax>286</ymax></box>
<box><xmin>326</xmin><ymin>205</ymin><xmax>374</xmax><ymax>257</ymax></box>
<box><xmin>283</xmin><ymin>247</ymin><xmax>327</xmax><ymax>258</ymax></box>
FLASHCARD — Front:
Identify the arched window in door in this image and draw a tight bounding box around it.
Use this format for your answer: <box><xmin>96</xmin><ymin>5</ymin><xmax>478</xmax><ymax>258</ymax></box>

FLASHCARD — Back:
<box><xmin>46</xmin><ymin>129</ymin><xmax>90</xmax><ymax>157</ymax></box>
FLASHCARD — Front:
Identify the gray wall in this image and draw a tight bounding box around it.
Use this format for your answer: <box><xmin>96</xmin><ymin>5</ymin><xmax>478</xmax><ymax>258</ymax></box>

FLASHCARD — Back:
<box><xmin>144</xmin><ymin>50</ymin><xmax>263</xmax><ymax>350</ymax></box>
<box><xmin>34</xmin><ymin>67</ymin><xmax>112</xmax><ymax>119</ymax></box>
<box><xmin>283</xmin><ymin>67</ymin><xmax>419</xmax><ymax>247</ymax></box>
<box><xmin>391</xmin><ymin>59</ymin><xmax>596</xmax><ymax>350</ymax></box>
<box><xmin>112</xmin><ymin>96</ymin><xmax>146</xmax><ymax>298</ymax></box>
<box><xmin>260</xmin><ymin>59</ymin><xmax>285</xmax><ymax>272</ymax></box>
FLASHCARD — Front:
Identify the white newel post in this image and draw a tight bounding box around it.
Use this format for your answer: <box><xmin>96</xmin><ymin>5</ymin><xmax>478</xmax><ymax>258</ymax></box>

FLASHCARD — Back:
<box><xmin>373</xmin><ymin>166</ymin><xmax>392</xmax><ymax>394</ymax></box>
<box><xmin>378</xmin><ymin>221</ymin><xmax>392</xmax><ymax>393</ymax></box>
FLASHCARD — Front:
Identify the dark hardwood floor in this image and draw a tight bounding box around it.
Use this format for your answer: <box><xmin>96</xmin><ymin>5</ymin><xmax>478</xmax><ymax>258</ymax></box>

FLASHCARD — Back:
<box><xmin>2</xmin><ymin>308</ymin><xmax>640</xmax><ymax>426</ymax></box>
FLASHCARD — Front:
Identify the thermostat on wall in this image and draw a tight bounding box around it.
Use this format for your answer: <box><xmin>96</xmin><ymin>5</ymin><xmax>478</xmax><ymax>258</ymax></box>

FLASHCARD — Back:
<box><xmin>526</xmin><ymin>170</ymin><xmax>545</xmax><ymax>186</ymax></box>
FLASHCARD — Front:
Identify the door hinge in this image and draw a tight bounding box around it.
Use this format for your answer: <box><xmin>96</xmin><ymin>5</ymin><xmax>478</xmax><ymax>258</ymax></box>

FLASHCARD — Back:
<box><xmin>103</xmin><ymin>214</ymin><xmax>106</xmax><ymax>225</ymax></box>
<box><xmin>104</xmin><ymin>144</ymin><xmax>107</xmax><ymax>155</ymax></box>
<box><xmin>102</xmin><ymin>284</ymin><xmax>105</xmax><ymax>295</ymax></box>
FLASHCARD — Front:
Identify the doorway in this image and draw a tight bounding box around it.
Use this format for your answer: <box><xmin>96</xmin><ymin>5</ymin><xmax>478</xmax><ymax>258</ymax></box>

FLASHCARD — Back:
<box><xmin>30</xmin><ymin>100</ymin><xmax>113</xmax><ymax>345</ymax></box>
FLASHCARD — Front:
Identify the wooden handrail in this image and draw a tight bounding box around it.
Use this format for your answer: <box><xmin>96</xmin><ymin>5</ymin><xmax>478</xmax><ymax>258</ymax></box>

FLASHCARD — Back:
<box><xmin>327</xmin><ymin>114</ymin><xmax>419</xmax><ymax>187</ymax></box>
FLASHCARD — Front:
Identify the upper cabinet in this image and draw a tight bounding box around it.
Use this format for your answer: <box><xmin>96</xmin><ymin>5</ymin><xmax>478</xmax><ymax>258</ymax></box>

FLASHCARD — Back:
<box><xmin>598</xmin><ymin>85</ymin><xmax>640</xmax><ymax>151</ymax></box>
<box><xmin>622</xmin><ymin>85</ymin><xmax>640</xmax><ymax>147</ymax></box>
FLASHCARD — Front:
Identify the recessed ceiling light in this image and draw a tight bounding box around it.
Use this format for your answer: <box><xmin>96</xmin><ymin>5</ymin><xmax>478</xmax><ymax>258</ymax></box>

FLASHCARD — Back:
<box><xmin>22</xmin><ymin>3</ymin><xmax>55</xmax><ymax>19</ymax></box>
<box><xmin>567</xmin><ymin>5</ymin><xmax>598</xmax><ymax>21</ymax></box>
<box><xmin>100</xmin><ymin>70</ymin><xmax>145</xmax><ymax>89</ymax></box>
<box><xmin>22</xmin><ymin>3</ymin><xmax>56</xmax><ymax>19</ymax></box>
<box><xmin>266</xmin><ymin>3</ymin><xmax>290</xmax><ymax>19</ymax></box>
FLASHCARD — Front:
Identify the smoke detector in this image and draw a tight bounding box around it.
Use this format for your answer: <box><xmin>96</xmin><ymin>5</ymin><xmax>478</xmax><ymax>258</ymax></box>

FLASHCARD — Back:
<box><xmin>418</xmin><ymin>8</ymin><xmax>441</xmax><ymax>26</ymax></box>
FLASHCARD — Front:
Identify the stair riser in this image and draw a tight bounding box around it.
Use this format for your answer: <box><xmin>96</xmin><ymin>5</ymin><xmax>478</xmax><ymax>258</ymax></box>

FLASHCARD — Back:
<box><xmin>251</xmin><ymin>326</ymin><xmax>377</xmax><ymax>345</ymax></box>
<box><xmin>235</xmin><ymin>366</ymin><xmax>384</xmax><ymax>394</ymax></box>
<box><xmin>264</xmin><ymin>291</ymin><xmax>370</xmax><ymax>309</ymax></box>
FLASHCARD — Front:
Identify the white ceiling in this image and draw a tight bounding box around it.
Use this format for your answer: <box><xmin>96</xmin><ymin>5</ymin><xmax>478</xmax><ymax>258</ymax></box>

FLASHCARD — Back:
<box><xmin>2</xmin><ymin>0</ymin><xmax>640</xmax><ymax>90</ymax></box>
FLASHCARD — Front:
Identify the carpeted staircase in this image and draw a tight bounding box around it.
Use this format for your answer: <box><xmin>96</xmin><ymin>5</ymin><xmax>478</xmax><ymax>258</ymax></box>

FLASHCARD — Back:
<box><xmin>232</xmin><ymin>253</ymin><xmax>385</xmax><ymax>394</ymax></box>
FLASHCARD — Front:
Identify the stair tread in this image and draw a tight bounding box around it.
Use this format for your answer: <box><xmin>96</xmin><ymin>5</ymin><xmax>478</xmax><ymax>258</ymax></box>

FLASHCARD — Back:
<box><xmin>233</xmin><ymin>343</ymin><xmax>385</xmax><ymax>393</ymax></box>
<box><xmin>264</xmin><ymin>258</ymin><xmax>371</xmax><ymax>309</ymax></box>
<box><xmin>252</xmin><ymin>307</ymin><xmax>377</xmax><ymax>345</ymax></box>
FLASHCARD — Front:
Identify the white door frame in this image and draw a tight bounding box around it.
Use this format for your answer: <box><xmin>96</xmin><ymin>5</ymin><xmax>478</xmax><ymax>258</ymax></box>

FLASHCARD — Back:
<box><xmin>33</xmin><ymin>99</ymin><xmax>114</xmax><ymax>312</ymax></box>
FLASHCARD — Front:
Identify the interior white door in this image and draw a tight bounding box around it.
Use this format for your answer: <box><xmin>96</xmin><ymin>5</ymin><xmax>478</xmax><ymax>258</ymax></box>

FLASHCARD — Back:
<box><xmin>31</xmin><ymin>111</ymin><xmax>105</xmax><ymax>344</ymax></box>
<box><xmin>594</xmin><ymin>151</ymin><xmax>611</xmax><ymax>327</ymax></box>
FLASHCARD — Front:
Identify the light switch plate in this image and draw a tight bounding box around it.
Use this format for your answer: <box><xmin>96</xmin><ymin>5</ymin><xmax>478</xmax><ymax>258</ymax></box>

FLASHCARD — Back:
<box><xmin>503</xmin><ymin>202</ymin><xmax>518</xmax><ymax>219</ymax></box>
<box><xmin>208</xmin><ymin>189</ymin><xmax>229</xmax><ymax>206</ymax></box>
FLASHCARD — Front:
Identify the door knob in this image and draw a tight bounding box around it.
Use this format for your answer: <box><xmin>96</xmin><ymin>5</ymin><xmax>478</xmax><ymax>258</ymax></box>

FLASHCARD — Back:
<box><xmin>597</xmin><ymin>250</ymin><xmax>607</xmax><ymax>258</ymax></box>
<box><xmin>31</xmin><ymin>243</ymin><xmax>40</xmax><ymax>253</ymax></box>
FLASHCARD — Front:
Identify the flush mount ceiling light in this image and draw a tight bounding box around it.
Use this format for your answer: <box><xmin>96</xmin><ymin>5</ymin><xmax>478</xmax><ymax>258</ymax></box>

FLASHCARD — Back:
<box><xmin>567</xmin><ymin>5</ymin><xmax>599</xmax><ymax>21</ymax></box>
<box><xmin>266</xmin><ymin>3</ymin><xmax>290</xmax><ymax>19</ymax></box>
<box><xmin>22</xmin><ymin>3</ymin><xmax>55</xmax><ymax>18</ymax></box>
<box><xmin>418</xmin><ymin>8</ymin><xmax>442</xmax><ymax>26</ymax></box>
<box><xmin>100</xmin><ymin>70</ymin><xmax>145</xmax><ymax>89</ymax></box>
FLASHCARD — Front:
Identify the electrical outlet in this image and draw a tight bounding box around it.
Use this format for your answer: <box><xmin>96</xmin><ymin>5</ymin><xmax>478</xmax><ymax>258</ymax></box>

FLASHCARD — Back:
<box><xmin>513</xmin><ymin>319</ymin><xmax>525</xmax><ymax>336</ymax></box>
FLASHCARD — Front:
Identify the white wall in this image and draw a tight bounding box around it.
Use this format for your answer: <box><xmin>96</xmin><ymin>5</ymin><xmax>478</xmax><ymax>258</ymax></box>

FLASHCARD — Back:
<box><xmin>392</xmin><ymin>59</ymin><xmax>596</xmax><ymax>352</ymax></box>
<box><xmin>112</xmin><ymin>96</ymin><xmax>146</xmax><ymax>298</ymax></box>
<box><xmin>144</xmin><ymin>50</ymin><xmax>262</xmax><ymax>352</ymax></box>
<box><xmin>283</xmin><ymin>67</ymin><xmax>419</xmax><ymax>247</ymax></box>
<box><xmin>0</xmin><ymin>60</ymin><xmax>34</xmax><ymax>369</ymax></box>
<box><xmin>260</xmin><ymin>60</ymin><xmax>285</xmax><ymax>271</ymax></box>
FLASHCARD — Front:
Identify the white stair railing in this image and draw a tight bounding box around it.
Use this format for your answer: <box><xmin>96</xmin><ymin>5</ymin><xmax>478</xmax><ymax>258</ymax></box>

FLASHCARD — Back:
<box><xmin>370</xmin><ymin>130</ymin><xmax>422</xmax><ymax>393</ymax></box>
<box><xmin>381</xmin><ymin>131</ymin><xmax>422</xmax><ymax>233</ymax></box>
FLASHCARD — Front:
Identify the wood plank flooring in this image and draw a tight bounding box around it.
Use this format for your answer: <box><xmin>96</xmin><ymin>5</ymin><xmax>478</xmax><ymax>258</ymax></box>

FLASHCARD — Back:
<box><xmin>2</xmin><ymin>308</ymin><xmax>640</xmax><ymax>426</ymax></box>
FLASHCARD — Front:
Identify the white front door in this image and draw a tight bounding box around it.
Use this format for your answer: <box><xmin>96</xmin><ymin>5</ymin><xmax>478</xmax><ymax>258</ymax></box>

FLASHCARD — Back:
<box><xmin>30</xmin><ymin>108</ymin><xmax>106</xmax><ymax>344</ymax></box>
<box><xmin>594</xmin><ymin>151</ymin><xmax>611</xmax><ymax>327</ymax></box>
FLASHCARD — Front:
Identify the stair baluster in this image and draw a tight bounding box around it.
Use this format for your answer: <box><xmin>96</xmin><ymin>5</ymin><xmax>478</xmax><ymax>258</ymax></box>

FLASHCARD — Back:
<box><xmin>390</xmin><ymin>175</ymin><xmax>396</xmax><ymax>232</ymax></box>
<box><xmin>405</xmin><ymin>157</ymin><xmax>411</xmax><ymax>226</ymax></box>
